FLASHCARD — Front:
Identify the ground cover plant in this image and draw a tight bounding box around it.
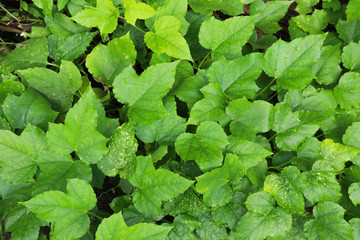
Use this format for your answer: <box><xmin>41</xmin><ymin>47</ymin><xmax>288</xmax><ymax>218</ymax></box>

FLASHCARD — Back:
<box><xmin>1</xmin><ymin>0</ymin><xmax>360</xmax><ymax>239</ymax></box>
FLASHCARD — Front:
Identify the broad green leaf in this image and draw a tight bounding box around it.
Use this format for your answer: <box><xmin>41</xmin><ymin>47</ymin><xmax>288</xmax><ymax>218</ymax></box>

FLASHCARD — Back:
<box><xmin>3</xmin><ymin>88</ymin><xmax>58</xmax><ymax>130</ymax></box>
<box><xmin>58</xmin><ymin>0</ymin><xmax>69</xmax><ymax>10</ymax></box>
<box><xmin>295</xmin><ymin>0</ymin><xmax>320</xmax><ymax>14</ymax></box>
<box><xmin>334</xmin><ymin>72</ymin><xmax>360</xmax><ymax>110</ymax></box>
<box><xmin>71</xmin><ymin>0</ymin><xmax>120</xmax><ymax>34</ymax></box>
<box><xmin>295</xmin><ymin>137</ymin><xmax>322</xmax><ymax>171</ymax></box>
<box><xmin>188</xmin><ymin>82</ymin><xmax>228</xmax><ymax>125</ymax></box>
<box><xmin>226</xmin><ymin>97</ymin><xmax>272</xmax><ymax>139</ymax></box>
<box><xmin>185</xmin><ymin>10</ymin><xmax>212</xmax><ymax>45</ymax></box>
<box><xmin>199</xmin><ymin>16</ymin><xmax>256</xmax><ymax>60</ymax></box>
<box><xmin>48</xmin><ymin>32</ymin><xmax>96</xmax><ymax>62</ymax></box>
<box><xmin>294</xmin><ymin>10</ymin><xmax>328</xmax><ymax>34</ymax></box>
<box><xmin>263</xmin><ymin>34</ymin><xmax>325</xmax><ymax>90</ymax></box>
<box><xmin>145</xmin><ymin>16</ymin><xmax>193</xmax><ymax>61</ymax></box>
<box><xmin>336</xmin><ymin>19</ymin><xmax>360</xmax><ymax>43</ymax></box>
<box><xmin>0</xmin><ymin>125</ymin><xmax>47</xmax><ymax>184</ymax></box>
<box><xmin>0</xmin><ymin>38</ymin><xmax>48</xmax><ymax>74</ymax></box>
<box><xmin>343</xmin><ymin>122</ymin><xmax>360</xmax><ymax>151</ymax></box>
<box><xmin>342</xmin><ymin>42</ymin><xmax>360</xmax><ymax>72</ymax></box>
<box><xmin>264</xmin><ymin>166</ymin><xmax>306</xmax><ymax>214</ymax></box>
<box><xmin>113</xmin><ymin>62</ymin><xmax>178</xmax><ymax>125</ymax></box>
<box><xmin>312</xmin><ymin>44</ymin><xmax>341</xmax><ymax>85</ymax></box>
<box><xmin>350</xmin><ymin>218</ymin><xmax>360</xmax><ymax>240</ymax></box>
<box><xmin>226</xmin><ymin>137</ymin><xmax>272</xmax><ymax>171</ymax></box>
<box><xmin>45</xmin><ymin>13</ymin><xmax>89</xmax><ymax>39</ymax></box>
<box><xmin>269</xmin><ymin>215</ymin><xmax>310</xmax><ymax>240</ymax></box>
<box><xmin>346</xmin><ymin>0</ymin><xmax>360</xmax><ymax>21</ymax></box>
<box><xmin>98</xmin><ymin>123</ymin><xmax>138</xmax><ymax>178</ymax></box>
<box><xmin>129</xmin><ymin>156</ymin><xmax>193</xmax><ymax>215</ymax></box>
<box><xmin>349</xmin><ymin>183</ymin><xmax>360</xmax><ymax>206</ymax></box>
<box><xmin>304</xmin><ymin>202</ymin><xmax>353</xmax><ymax>240</ymax></box>
<box><xmin>270</xmin><ymin>103</ymin><xmax>320</xmax><ymax>151</ymax></box>
<box><xmin>86</xmin><ymin>34</ymin><xmax>137</xmax><ymax>85</ymax></box>
<box><xmin>188</xmin><ymin>0</ymin><xmax>244</xmax><ymax>16</ymax></box>
<box><xmin>250</xmin><ymin>0</ymin><xmax>292</xmax><ymax>34</ymax></box>
<box><xmin>235</xmin><ymin>192</ymin><xmax>292</xmax><ymax>240</ymax></box>
<box><xmin>22</xmin><ymin>179</ymin><xmax>97</xmax><ymax>240</ymax></box>
<box><xmin>96</xmin><ymin>212</ymin><xmax>172</xmax><ymax>240</ymax></box>
<box><xmin>124</xmin><ymin>0</ymin><xmax>157</xmax><ymax>25</ymax></box>
<box><xmin>196</xmin><ymin>154</ymin><xmax>245</xmax><ymax>207</ymax></box>
<box><xmin>0</xmin><ymin>76</ymin><xmax>24</xmax><ymax>102</ymax></box>
<box><xmin>195</xmin><ymin>213</ymin><xmax>230</xmax><ymax>240</ymax></box>
<box><xmin>33</xmin><ymin>151</ymin><xmax>92</xmax><ymax>195</ymax></box>
<box><xmin>17</xmin><ymin>61</ymin><xmax>82</xmax><ymax>112</ymax></box>
<box><xmin>207</xmin><ymin>52</ymin><xmax>263</xmax><ymax>100</ymax></box>
<box><xmin>175</xmin><ymin>121</ymin><xmax>229</xmax><ymax>172</ymax></box>
<box><xmin>32</xmin><ymin>0</ymin><xmax>53</xmax><ymax>17</ymax></box>
<box><xmin>167</xmin><ymin>214</ymin><xmax>200</xmax><ymax>240</ymax></box>
<box><xmin>46</xmin><ymin>88</ymin><xmax>108</xmax><ymax>164</ymax></box>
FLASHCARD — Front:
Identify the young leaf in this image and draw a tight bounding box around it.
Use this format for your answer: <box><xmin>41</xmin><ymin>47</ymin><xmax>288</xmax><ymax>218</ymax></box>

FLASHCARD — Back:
<box><xmin>336</xmin><ymin>19</ymin><xmax>360</xmax><ymax>43</ymax></box>
<box><xmin>45</xmin><ymin>13</ymin><xmax>89</xmax><ymax>39</ymax></box>
<box><xmin>124</xmin><ymin>0</ymin><xmax>157</xmax><ymax>25</ymax></box>
<box><xmin>71</xmin><ymin>0</ymin><xmax>120</xmax><ymax>34</ymax></box>
<box><xmin>263</xmin><ymin>34</ymin><xmax>325</xmax><ymax>90</ymax></box>
<box><xmin>342</xmin><ymin>41</ymin><xmax>360</xmax><ymax>72</ymax></box>
<box><xmin>293</xmin><ymin>9</ymin><xmax>328</xmax><ymax>34</ymax></box>
<box><xmin>343</xmin><ymin>122</ymin><xmax>360</xmax><ymax>150</ymax></box>
<box><xmin>334</xmin><ymin>72</ymin><xmax>360</xmax><ymax>110</ymax></box>
<box><xmin>195</xmin><ymin>154</ymin><xmax>245</xmax><ymax>207</ymax></box>
<box><xmin>96</xmin><ymin>212</ymin><xmax>172</xmax><ymax>240</ymax></box>
<box><xmin>17</xmin><ymin>61</ymin><xmax>82</xmax><ymax>112</ymax></box>
<box><xmin>349</xmin><ymin>183</ymin><xmax>360</xmax><ymax>206</ymax></box>
<box><xmin>346</xmin><ymin>0</ymin><xmax>360</xmax><ymax>21</ymax></box>
<box><xmin>86</xmin><ymin>34</ymin><xmax>136</xmax><ymax>85</ymax></box>
<box><xmin>188</xmin><ymin>0</ymin><xmax>244</xmax><ymax>16</ymax></box>
<box><xmin>128</xmin><ymin>156</ymin><xmax>194</xmax><ymax>215</ymax></box>
<box><xmin>175</xmin><ymin>121</ymin><xmax>229</xmax><ymax>172</ymax></box>
<box><xmin>22</xmin><ymin>179</ymin><xmax>97</xmax><ymax>240</ymax></box>
<box><xmin>0</xmin><ymin>125</ymin><xmax>47</xmax><ymax>184</ymax></box>
<box><xmin>145</xmin><ymin>16</ymin><xmax>193</xmax><ymax>61</ymax></box>
<box><xmin>113</xmin><ymin>62</ymin><xmax>178</xmax><ymax>126</ymax></box>
<box><xmin>304</xmin><ymin>202</ymin><xmax>353</xmax><ymax>240</ymax></box>
<box><xmin>32</xmin><ymin>0</ymin><xmax>53</xmax><ymax>17</ymax></box>
<box><xmin>312</xmin><ymin>44</ymin><xmax>341</xmax><ymax>85</ymax></box>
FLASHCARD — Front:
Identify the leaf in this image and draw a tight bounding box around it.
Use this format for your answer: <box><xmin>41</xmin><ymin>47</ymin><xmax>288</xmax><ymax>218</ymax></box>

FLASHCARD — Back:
<box><xmin>349</xmin><ymin>183</ymin><xmax>360</xmax><ymax>206</ymax></box>
<box><xmin>336</xmin><ymin>19</ymin><xmax>360</xmax><ymax>43</ymax></box>
<box><xmin>32</xmin><ymin>0</ymin><xmax>53</xmax><ymax>17</ymax></box>
<box><xmin>346</xmin><ymin>0</ymin><xmax>360</xmax><ymax>22</ymax></box>
<box><xmin>58</xmin><ymin>0</ymin><xmax>69</xmax><ymax>10</ymax></box>
<box><xmin>98</xmin><ymin>123</ymin><xmax>138</xmax><ymax>178</ymax></box>
<box><xmin>45</xmin><ymin>13</ymin><xmax>89</xmax><ymax>39</ymax></box>
<box><xmin>195</xmin><ymin>213</ymin><xmax>230</xmax><ymax>239</ymax></box>
<box><xmin>350</xmin><ymin>218</ymin><xmax>360</xmax><ymax>240</ymax></box>
<box><xmin>264</xmin><ymin>166</ymin><xmax>306</xmax><ymax>214</ymax></box>
<box><xmin>343</xmin><ymin>122</ymin><xmax>360</xmax><ymax>151</ymax></box>
<box><xmin>167</xmin><ymin>214</ymin><xmax>200</xmax><ymax>240</ymax></box>
<box><xmin>199</xmin><ymin>16</ymin><xmax>256</xmax><ymax>60</ymax></box>
<box><xmin>0</xmin><ymin>38</ymin><xmax>48</xmax><ymax>74</ymax></box>
<box><xmin>235</xmin><ymin>192</ymin><xmax>292</xmax><ymax>240</ymax></box>
<box><xmin>145</xmin><ymin>16</ymin><xmax>193</xmax><ymax>61</ymax></box>
<box><xmin>0</xmin><ymin>125</ymin><xmax>47</xmax><ymax>184</ymax></box>
<box><xmin>113</xmin><ymin>62</ymin><xmax>178</xmax><ymax>126</ymax></box>
<box><xmin>71</xmin><ymin>0</ymin><xmax>120</xmax><ymax>34</ymax></box>
<box><xmin>124</xmin><ymin>0</ymin><xmax>157</xmax><ymax>25</ymax></box>
<box><xmin>334</xmin><ymin>72</ymin><xmax>360</xmax><ymax>110</ymax></box>
<box><xmin>206</xmin><ymin>52</ymin><xmax>263</xmax><ymax>100</ymax></box>
<box><xmin>128</xmin><ymin>155</ymin><xmax>194</xmax><ymax>215</ymax></box>
<box><xmin>22</xmin><ymin>179</ymin><xmax>97</xmax><ymax>240</ymax></box>
<box><xmin>46</xmin><ymin>88</ymin><xmax>108</xmax><ymax>164</ymax></box>
<box><xmin>96</xmin><ymin>212</ymin><xmax>172</xmax><ymax>240</ymax></box>
<box><xmin>85</xmin><ymin>34</ymin><xmax>137</xmax><ymax>85</ymax></box>
<box><xmin>48</xmin><ymin>32</ymin><xmax>96</xmax><ymax>62</ymax></box>
<box><xmin>295</xmin><ymin>0</ymin><xmax>320</xmax><ymax>14</ymax></box>
<box><xmin>342</xmin><ymin>41</ymin><xmax>360</xmax><ymax>72</ymax></box>
<box><xmin>188</xmin><ymin>0</ymin><xmax>244</xmax><ymax>16</ymax></box>
<box><xmin>3</xmin><ymin>88</ymin><xmax>58</xmax><ymax>130</ymax></box>
<box><xmin>17</xmin><ymin>61</ymin><xmax>82</xmax><ymax>112</ymax></box>
<box><xmin>294</xmin><ymin>9</ymin><xmax>328</xmax><ymax>34</ymax></box>
<box><xmin>304</xmin><ymin>202</ymin><xmax>353</xmax><ymax>240</ymax></box>
<box><xmin>175</xmin><ymin>121</ymin><xmax>229</xmax><ymax>172</ymax></box>
<box><xmin>263</xmin><ymin>34</ymin><xmax>325</xmax><ymax>90</ymax></box>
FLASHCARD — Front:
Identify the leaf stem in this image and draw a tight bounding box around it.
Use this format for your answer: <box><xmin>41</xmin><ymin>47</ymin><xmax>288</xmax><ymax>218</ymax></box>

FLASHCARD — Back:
<box><xmin>118</xmin><ymin>16</ymin><xmax>147</xmax><ymax>34</ymax></box>
<box><xmin>47</xmin><ymin>62</ymin><xmax>60</xmax><ymax>68</ymax></box>
<box><xmin>255</xmin><ymin>77</ymin><xmax>276</xmax><ymax>99</ymax></box>
<box><xmin>198</xmin><ymin>50</ymin><xmax>212</xmax><ymax>69</ymax></box>
<box><xmin>0</xmin><ymin>3</ymin><xmax>22</xmax><ymax>29</ymax></box>
<box><xmin>87</xmin><ymin>211</ymin><xmax>103</xmax><ymax>220</ymax></box>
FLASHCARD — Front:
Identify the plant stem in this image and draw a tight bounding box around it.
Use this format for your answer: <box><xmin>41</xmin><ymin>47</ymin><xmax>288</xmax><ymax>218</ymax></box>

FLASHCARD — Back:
<box><xmin>255</xmin><ymin>77</ymin><xmax>276</xmax><ymax>99</ymax></box>
<box><xmin>0</xmin><ymin>3</ymin><xmax>22</xmax><ymax>29</ymax></box>
<box><xmin>198</xmin><ymin>50</ymin><xmax>212</xmax><ymax>69</ymax></box>
<box><xmin>87</xmin><ymin>211</ymin><xmax>103</xmax><ymax>220</ymax></box>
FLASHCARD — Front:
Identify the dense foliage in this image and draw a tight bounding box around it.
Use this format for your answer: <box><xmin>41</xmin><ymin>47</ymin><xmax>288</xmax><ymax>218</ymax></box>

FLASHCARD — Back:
<box><xmin>1</xmin><ymin>0</ymin><xmax>360</xmax><ymax>239</ymax></box>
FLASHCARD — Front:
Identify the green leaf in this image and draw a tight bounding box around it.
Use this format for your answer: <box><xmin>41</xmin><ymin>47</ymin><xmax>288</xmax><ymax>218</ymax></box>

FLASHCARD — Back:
<box><xmin>86</xmin><ymin>34</ymin><xmax>137</xmax><ymax>85</ymax></box>
<box><xmin>334</xmin><ymin>72</ymin><xmax>360</xmax><ymax>110</ymax></box>
<box><xmin>124</xmin><ymin>0</ymin><xmax>157</xmax><ymax>25</ymax></box>
<box><xmin>0</xmin><ymin>125</ymin><xmax>47</xmax><ymax>184</ymax></box>
<box><xmin>45</xmin><ymin>13</ymin><xmax>89</xmax><ymax>39</ymax></box>
<box><xmin>71</xmin><ymin>0</ymin><xmax>120</xmax><ymax>34</ymax></box>
<box><xmin>304</xmin><ymin>202</ymin><xmax>353</xmax><ymax>240</ymax></box>
<box><xmin>342</xmin><ymin>41</ymin><xmax>360</xmax><ymax>72</ymax></box>
<box><xmin>17</xmin><ymin>61</ymin><xmax>82</xmax><ymax>112</ymax></box>
<box><xmin>0</xmin><ymin>77</ymin><xmax>24</xmax><ymax>102</ymax></box>
<box><xmin>113</xmin><ymin>62</ymin><xmax>178</xmax><ymax>126</ymax></box>
<box><xmin>295</xmin><ymin>0</ymin><xmax>320</xmax><ymax>14</ymax></box>
<box><xmin>294</xmin><ymin>9</ymin><xmax>328</xmax><ymax>34</ymax></box>
<box><xmin>167</xmin><ymin>214</ymin><xmax>200</xmax><ymax>240</ymax></box>
<box><xmin>343</xmin><ymin>122</ymin><xmax>360</xmax><ymax>150</ymax></box>
<box><xmin>199</xmin><ymin>16</ymin><xmax>256</xmax><ymax>60</ymax></box>
<box><xmin>145</xmin><ymin>16</ymin><xmax>193</xmax><ymax>61</ymax></box>
<box><xmin>349</xmin><ymin>183</ymin><xmax>360</xmax><ymax>206</ymax></box>
<box><xmin>0</xmin><ymin>38</ymin><xmax>48</xmax><ymax>74</ymax></box>
<box><xmin>3</xmin><ymin>88</ymin><xmax>58</xmax><ymax>130</ymax></box>
<box><xmin>235</xmin><ymin>192</ymin><xmax>292</xmax><ymax>240</ymax></box>
<box><xmin>312</xmin><ymin>44</ymin><xmax>341</xmax><ymax>85</ymax></box>
<box><xmin>22</xmin><ymin>179</ymin><xmax>97</xmax><ymax>240</ymax></box>
<box><xmin>226</xmin><ymin>97</ymin><xmax>272</xmax><ymax>139</ymax></box>
<box><xmin>32</xmin><ymin>0</ymin><xmax>53</xmax><ymax>17</ymax></box>
<box><xmin>46</xmin><ymin>88</ymin><xmax>108</xmax><ymax>164</ymax></box>
<box><xmin>346</xmin><ymin>0</ymin><xmax>360</xmax><ymax>21</ymax></box>
<box><xmin>175</xmin><ymin>121</ymin><xmax>229</xmax><ymax>172</ymax></box>
<box><xmin>129</xmin><ymin>155</ymin><xmax>194</xmax><ymax>215</ymax></box>
<box><xmin>48</xmin><ymin>32</ymin><xmax>96</xmax><ymax>62</ymax></box>
<box><xmin>350</xmin><ymin>218</ymin><xmax>360</xmax><ymax>240</ymax></box>
<box><xmin>58</xmin><ymin>0</ymin><xmax>69</xmax><ymax>10</ymax></box>
<box><xmin>98</xmin><ymin>123</ymin><xmax>138</xmax><ymax>178</ymax></box>
<box><xmin>188</xmin><ymin>82</ymin><xmax>228</xmax><ymax>125</ymax></box>
<box><xmin>263</xmin><ymin>34</ymin><xmax>325</xmax><ymax>90</ymax></box>
<box><xmin>264</xmin><ymin>166</ymin><xmax>306</xmax><ymax>214</ymax></box>
<box><xmin>188</xmin><ymin>0</ymin><xmax>244</xmax><ymax>16</ymax></box>
<box><xmin>336</xmin><ymin>19</ymin><xmax>360</xmax><ymax>43</ymax></box>
<box><xmin>196</xmin><ymin>154</ymin><xmax>244</xmax><ymax>207</ymax></box>
<box><xmin>96</xmin><ymin>212</ymin><xmax>172</xmax><ymax>239</ymax></box>
<box><xmin>195</xmin><ymin>213</ymin><xmax>230</xmax><ymax>239</ymax></box>
<box><xmin>207</xmin><ymin>52</ymin><xmax>263</xmax><ymax>100</ymax></box>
